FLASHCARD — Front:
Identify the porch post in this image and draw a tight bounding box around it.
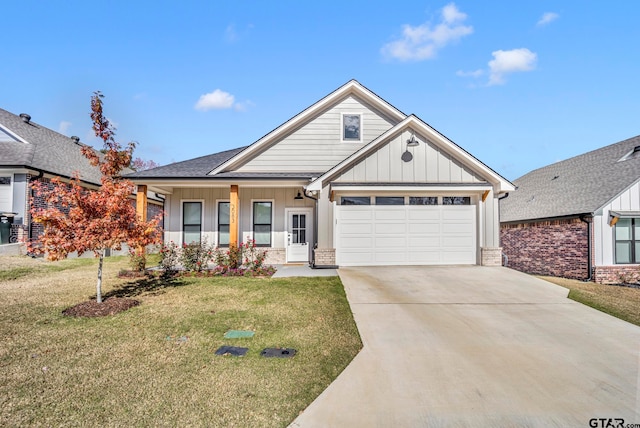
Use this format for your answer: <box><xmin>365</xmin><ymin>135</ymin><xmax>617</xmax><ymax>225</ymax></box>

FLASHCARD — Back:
<box><xmin>230</xmin><ymin>185</ymin><xmax>239</xmax><ymax>247</ymax></box>
<box><xmin>136</xmin><ymin>185</ymin><xmax>148</xmax><ymax>222</ymax></box>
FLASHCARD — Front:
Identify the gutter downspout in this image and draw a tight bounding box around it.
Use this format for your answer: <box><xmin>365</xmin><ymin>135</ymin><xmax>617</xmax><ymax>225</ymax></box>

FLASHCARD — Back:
<box><xmin>302</xmin><ymin>190</ymin><xmax>318</xmax><ymax>268</ymax></box>
<box><xmin>580</xmin><ymin>215</ymin><xmax>593</xmax><ymax>282</ymax></box>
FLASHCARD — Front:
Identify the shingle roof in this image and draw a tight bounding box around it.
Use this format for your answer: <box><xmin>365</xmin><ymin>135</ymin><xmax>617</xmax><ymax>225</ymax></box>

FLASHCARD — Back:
<box><xmin>125</xmin><ymin>147</ymin><xmax>246</xmax><ymax>178</ymax></box>
<box><xmin>500</xmin><ymin>135</ymin><xmax>640</xmax><ymax>223</ymax></box>
<box><xmin>0</xmin><ymin>108</ymin><xmax>103</xmax><ymax>185</ymax></box>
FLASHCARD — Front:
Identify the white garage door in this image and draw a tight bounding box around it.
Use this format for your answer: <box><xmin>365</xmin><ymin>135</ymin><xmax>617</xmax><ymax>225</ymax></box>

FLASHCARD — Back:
<box><xmin>335</xmin><ymin>205</ymin><xmax>476</xmax><ymax>266</ymax></box>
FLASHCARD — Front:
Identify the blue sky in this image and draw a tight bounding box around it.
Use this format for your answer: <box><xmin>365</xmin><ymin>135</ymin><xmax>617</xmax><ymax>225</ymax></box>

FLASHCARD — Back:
<box><xmin>3</xmin><ymin>1</ymin><xmax>639</xmax><ymax>180</ymax></box>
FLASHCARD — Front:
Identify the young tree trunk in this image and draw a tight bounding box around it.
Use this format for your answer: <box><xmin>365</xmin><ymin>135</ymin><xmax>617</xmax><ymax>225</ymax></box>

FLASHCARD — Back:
<box><xmin>96</xmin><ymin>249</ymin><xmax>105</xmax><ymax>303</ymax></box>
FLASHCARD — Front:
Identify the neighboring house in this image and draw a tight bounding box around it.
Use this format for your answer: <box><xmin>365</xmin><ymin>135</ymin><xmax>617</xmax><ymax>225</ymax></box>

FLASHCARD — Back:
<box><xmin>0</xmin><ymin>108</ymin><xmax>162</xmax><ymax>255</ymax></box>
<box><xmin>128</xmin><ymin>80</ymin><xmax>514</xmax><ymax>267</ymax></box>
<box><xmin>500</xmin><ymin>135</ymin><xmax>640</xmax><ymax>283</ymax></box>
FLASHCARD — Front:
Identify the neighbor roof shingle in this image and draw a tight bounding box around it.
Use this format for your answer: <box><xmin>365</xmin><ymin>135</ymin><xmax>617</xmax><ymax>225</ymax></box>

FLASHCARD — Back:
<box><xmin>500</xmin><ymin>135</ymin><xmax>640</xmax><ymax>223</ymax></box>
<box><xmin>0</xmin><ymin>108</ymin><xmax>103</xmax><ymax>185</ymax></box>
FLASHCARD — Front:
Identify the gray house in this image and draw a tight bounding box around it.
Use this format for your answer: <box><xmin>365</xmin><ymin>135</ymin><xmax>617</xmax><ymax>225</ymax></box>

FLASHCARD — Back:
<box><xmin>500</xmin><ymin>135</ymin><xmax>640</xmax><ymax>283</ymax></box>
<box><xmin>129</xmin><ymin>80</ymin><xmax>514</xmax><ymax>267</ymax></box>
<box><xmin>0</xmin><ymin>108</ymin><xmax>162</xmax><ymax>254</ymax></box>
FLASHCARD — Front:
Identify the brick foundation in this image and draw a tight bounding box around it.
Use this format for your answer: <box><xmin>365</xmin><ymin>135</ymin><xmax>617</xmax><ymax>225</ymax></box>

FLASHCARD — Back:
<box><xmin>264</xmin><ymin>248</ymin><xmax>285</xmax><ymax>265</ymax></box>
<box><xmin>481</xmin><ymin>247</ymin><xmax>503</xmax><ymax>266</ymax></box>
<box><xmin>500</xmin><ymin>218</ymin><xmax>590</xmax><ymax>280</ymax></box>
<box><xmin>593</xmin><ymin>265</ymin><xmax>640</xmax><ymax>284</ymax></box>
<box><xmin>314</xmin><ymin>248</ymin><xmax>336</xmax><ymax>266</ymax></box>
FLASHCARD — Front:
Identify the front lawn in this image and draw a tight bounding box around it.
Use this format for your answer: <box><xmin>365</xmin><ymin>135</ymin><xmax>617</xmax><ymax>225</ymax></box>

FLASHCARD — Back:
<box><xmin>539</xmin><ymin>276</ymin><xmax>640</xmax><ymax>327</ymax></box>
<box><xmin>0</xmin><ymin>256</ymin><xmax>362</xmax><ymax>427</ymax></box>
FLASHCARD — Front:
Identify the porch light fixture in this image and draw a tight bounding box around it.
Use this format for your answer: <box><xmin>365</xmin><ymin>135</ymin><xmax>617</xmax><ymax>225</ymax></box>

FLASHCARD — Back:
<box><xmin>294</xmin><ymin>191</ymin><xmax>304</xmax><ymax>200</ymax></box>
<box><xmin>406</xmin><ymin>134</ymin><xmax>419</xmax><ymax>147</ymax></box>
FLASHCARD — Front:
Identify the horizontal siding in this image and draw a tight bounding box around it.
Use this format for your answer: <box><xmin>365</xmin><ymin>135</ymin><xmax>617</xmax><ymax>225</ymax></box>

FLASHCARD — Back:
<box><xmin>333</xmin><ymin>128</ymin><xmax>485</xmax><ymax>184</ymax></box>
<box><xmin>237</xmin><ymin>95</ymin><xmax>398</xmax><ymax>173</ymax></box>
<box><xmin>594</xmin><ymin>180</ymin><xmax>640</xmax><ymax>265</ymax></box>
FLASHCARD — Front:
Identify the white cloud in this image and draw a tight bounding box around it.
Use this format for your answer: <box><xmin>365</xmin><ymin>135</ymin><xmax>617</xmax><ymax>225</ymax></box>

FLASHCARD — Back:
<box><xmin>537</xmin><ymin>12</ymin><xmax>559</xmax><ymax>27</ymax></box>
<box><xmin>58</xmin><ymin>121</ymin><xmax>71</xmax><ymax>134</ymax></box>
<box><xmin>381</xmin><ymin>2</ymin><xmax>473</xmax><ymax>61</ymax></box>
<box><xmin>195</xmin><ymin>89</ymin><xmax>235</xmax><ymax>111</ymax></box>
<box><xmin>488</xmin><ymin>48</ymin><xmax>537</xmax><ymax>85</ymax></box>
<box><xmin>456</xmin><ymin>69</ymin><xmax>484</xmax><ymax>78</ymax></box>
<box><xmin>224</xmin><ymin>24</ymin><xmax>238</xmax><ymax>43</ymax></box>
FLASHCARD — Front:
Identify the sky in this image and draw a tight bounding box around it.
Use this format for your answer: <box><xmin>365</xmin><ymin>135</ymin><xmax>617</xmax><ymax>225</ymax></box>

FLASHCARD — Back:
<box><xmin>2</xmin><ymin>1</ymin><xmax>639</xmax><ymax>180</ymax></box>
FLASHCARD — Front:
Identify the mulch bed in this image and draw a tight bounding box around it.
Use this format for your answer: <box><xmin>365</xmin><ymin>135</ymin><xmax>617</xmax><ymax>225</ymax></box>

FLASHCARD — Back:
<box><xmin>62</xmin><ymin>297</ymin><xmax>140</xmax><ymax>318</ymax></box>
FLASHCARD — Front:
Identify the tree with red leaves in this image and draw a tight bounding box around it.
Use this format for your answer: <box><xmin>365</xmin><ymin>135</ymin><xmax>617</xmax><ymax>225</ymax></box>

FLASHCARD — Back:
<box><xmin>29</xmin><ymin>92</ymin><xmax>162</xmax><ymax>303</ymax></box>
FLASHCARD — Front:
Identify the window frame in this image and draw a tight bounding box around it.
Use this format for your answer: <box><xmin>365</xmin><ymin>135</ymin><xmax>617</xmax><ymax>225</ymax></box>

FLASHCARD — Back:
<box><xmin>340</xmin><ymin>196</ymin><xmax>371</xmax><ymax>206</ymax></box>
<box><xmin>251</xmin><ymin>199</ymin><xmax>274</xmax><ymax>248</ymax></box>
<box><xmin>614</xmin><ymin>217</ymin><xmax>640</xmax><ymax>264</ymax></box>
<box><xmin>181</xmin><ymin>200</ymin><xmax>204</xmax><ymax>245</ymax></box>
<box><xmin>341</xmin><ymin>113</ymin><xmax>363</xmax><ymax>143</ymax></box>
<box><xmin>409</xmin><ymin>196</ymin><xmax>439</xmax><ymax>206</ymax></box>
<box><xmin>375</xmin><ymin>196</ymin><xmax>405</xmax><ymax>205</ymax></box>
<box><xmin>216</xmin><ymin>199</ymin><xmax>230</xmax><ymax>247</ymax></box>
<box><xmin>442</xmin><ymin>196</ymin><xmax>471</xmax><ymax>206</ymax></box>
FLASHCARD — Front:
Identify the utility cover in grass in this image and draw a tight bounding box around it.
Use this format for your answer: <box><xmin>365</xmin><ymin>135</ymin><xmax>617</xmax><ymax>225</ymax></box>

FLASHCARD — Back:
<box><xmin>224</xmin><ymin>330</ymin><xmax>255</xmax><ymax>339</ymax></box>
<box><xmin>215</xmin><ymin>346</ymin><xmax>248</xmax><ymax>357</ymax></box>
<box><xmin>261</xmin><ymin>348</ymin><xmax>297</xmax><ymax>358</ymax></box>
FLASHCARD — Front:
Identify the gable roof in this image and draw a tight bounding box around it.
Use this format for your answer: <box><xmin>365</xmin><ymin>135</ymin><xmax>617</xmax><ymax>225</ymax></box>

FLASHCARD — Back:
<box><xmin>500</xmin><ymin>135</ymin><xmax>640</xmax><ymax>223</ymax></box>
<box><xmin>307</xmin><ymin>115</ymin><xmax>514</xmax><ymax>193</ymax></box>
<box><xmin>0</xmin><ymin>108</ymin><xmax>103</xmax><ymax>185</ymax></box>
<box><xmin>208</xmin><ymin>80</ymin><xmax>407</xmax><ymax>175</ymax></box>
<box><xmin>126</xmin><ymin>147</ymin><xmax>245</xmax><ymax>178</ymax></box>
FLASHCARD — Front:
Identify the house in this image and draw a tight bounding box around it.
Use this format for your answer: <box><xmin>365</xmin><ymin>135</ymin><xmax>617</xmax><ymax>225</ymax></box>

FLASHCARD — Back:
<box><xmin>0</xmin><ymin>108</ymin><xmax>162</xmax><ymax>255</ymax></box>
<box><xmin>128</xmin><ymin>80</ymin><xmax>514</xmax><ymax>267</ymax></box>
<box><xmin>500</xmin><ymin>135</ymin><xmax>640</xmax><ymax>283</ymax></box>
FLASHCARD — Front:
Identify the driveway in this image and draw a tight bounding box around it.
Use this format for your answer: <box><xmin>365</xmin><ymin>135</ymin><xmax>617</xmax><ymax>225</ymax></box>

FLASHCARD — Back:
<box><xmin>290</xmin><ymin>266</ymin><xmax>640</xmax><ymax>427</ymax></box>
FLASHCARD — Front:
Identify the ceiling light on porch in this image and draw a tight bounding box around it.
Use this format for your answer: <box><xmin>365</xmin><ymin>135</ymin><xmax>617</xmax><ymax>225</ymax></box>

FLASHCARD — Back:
<box><xmin>406</xmin><ymin>134</ymin><xmax>419</xmax><ymax>147</ymax></box>
<box><xmin>294</xmin><ymin>191</ymin><xmax>304</xmax><ymax>200</ymax></box>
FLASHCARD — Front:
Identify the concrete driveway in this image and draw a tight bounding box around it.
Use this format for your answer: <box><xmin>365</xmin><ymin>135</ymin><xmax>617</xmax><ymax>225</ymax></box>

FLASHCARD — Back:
<box><xmin>291</xmin><ymin>266</ymin><xmax>640</xmax><ymax>427</ymax></box>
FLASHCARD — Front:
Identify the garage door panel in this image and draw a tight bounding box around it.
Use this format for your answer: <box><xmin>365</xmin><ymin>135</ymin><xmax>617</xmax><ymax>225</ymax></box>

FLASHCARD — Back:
<box><xmin>408</xmin><ymin>223</ymin><xmax>440</xmax><ymax>234</ymax></box>
<box><xmin>336</xmin><ymin>205</ymin><xmax>476</xmax><ymax>266</ymax></box>
<box><xmin>375</xmin><ymin>236</ymin><xmax>406</xmax><ymax>247</ymax></box>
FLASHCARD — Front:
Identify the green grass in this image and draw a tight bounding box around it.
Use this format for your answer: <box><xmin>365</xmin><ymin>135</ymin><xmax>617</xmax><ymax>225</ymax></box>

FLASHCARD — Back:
<box><xmin>539</xmin><ymin>276</ymin><xmax>640</xmax><ymax>327</ymax></box>
<box><xmin>0</xmin><ymin>256</ymin><xmax>362</xmax><ymax>427</ymax></box>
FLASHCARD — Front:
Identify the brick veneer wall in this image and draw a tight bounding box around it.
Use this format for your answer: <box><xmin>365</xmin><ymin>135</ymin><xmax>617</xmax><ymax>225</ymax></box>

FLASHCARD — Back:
<box><xmin>500</xmin><ymin>218</ymin><xmax>590</xmax><ymax>280</ymax></box>
<box><xmin>593</xmin><ymin>265</ymin><xmax>640</xmax><ymax>284</ymax></box>
<box><xmin>314</xmin><ymin>248</ymin><xmax>336</xmax><ymax>266</ymax></box>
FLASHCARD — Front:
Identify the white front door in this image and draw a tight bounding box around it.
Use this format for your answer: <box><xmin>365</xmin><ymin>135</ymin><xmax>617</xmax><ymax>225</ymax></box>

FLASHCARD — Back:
<box><xmin>286</xmin><ymin>209</ymin><xmax>312</xmax><ymax>263</ymax></box>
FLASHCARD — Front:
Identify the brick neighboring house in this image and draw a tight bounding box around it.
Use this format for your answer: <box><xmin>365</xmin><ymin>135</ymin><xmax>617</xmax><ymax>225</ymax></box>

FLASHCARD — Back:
<box><xmin>500</xmin><ymin>135</ymin><xmax>640</xmax><ymax>283</ymax></box>
<box><xmin>0</xmin><ymin>108</ymin><xmax>163</xmax><ymax>255</ymax></box>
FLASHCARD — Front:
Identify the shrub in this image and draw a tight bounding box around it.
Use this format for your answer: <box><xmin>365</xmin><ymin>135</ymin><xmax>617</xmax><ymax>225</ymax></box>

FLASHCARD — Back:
<box><xmin>180</xmin><ymin>239</ymin><xmax>213</xmax><ymax>272</ymax></box>
<box><xmin>159</xmin><ymin>241</ymin><xmax>180</xmax><ymax>273</ymax></box>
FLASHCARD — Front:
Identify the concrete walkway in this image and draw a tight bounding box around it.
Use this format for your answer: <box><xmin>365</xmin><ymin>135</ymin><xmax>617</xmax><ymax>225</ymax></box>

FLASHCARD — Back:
<box><xmin>290</xmin><ymin>266</ymin><xmax>640</xmax><ymax>427</ymax></box>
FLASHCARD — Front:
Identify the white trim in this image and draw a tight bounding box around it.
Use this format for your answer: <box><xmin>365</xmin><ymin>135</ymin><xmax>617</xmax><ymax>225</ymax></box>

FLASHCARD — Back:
<box><xmin>0</xmin><ymin>173</ymin><xmax>13</xmax><ymax>213</ymax></box>
<box><xmin>214</xmin><ymin>199</ymin><xmax>230</xmax><ymax>248</ymax></box>
<box><xmin>208</xmin><ymin>80</ymin><xmax>406</xmax><ymax>175</ymax></box>
<box><xmin>284</xmin><ymin>207</ymin><xmax>314</xmax><ymax>263</ymax></box>
<box><xmin>341</xmin><ymin>112</ymin><xmax>363</xmax><ymax>143</ymax></box>
<box><xmin>0</xmin><ymin>125</ymin><xmax>29</xmax><ymax>144</ymax></box>
<box><xmin>330</xmin><ymin>185</ymin><xmax>493</xmax><ymax>193</ymax></box>
<box><xmin>307</xmin><ymin>115</ymin><xmax>515</xmax><ymax>194</ymax></box>
<box><xmin>180</xmin><ymin>199</ymin><xmax>204</xmax><ymax>246</ymax></box>
<box><xmin>250</xmin><ymin>199</ymin><xmax>275</xmax><ymax>247</ymax></box>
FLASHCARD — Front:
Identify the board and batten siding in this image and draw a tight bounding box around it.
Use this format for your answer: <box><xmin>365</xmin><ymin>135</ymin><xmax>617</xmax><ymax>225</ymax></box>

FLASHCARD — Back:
<box><xmin>236</xmin><ymin>95</ymin><xmax>398</xmax><ymax>173</ymax></box>
<box><xmin>164</xmin><ymin>187</ymin><xmax>315</xmax><ymax>248</ymax></box>
<box><xmin>332</xmin><ymin>129</ymin><xmax>485</xmax><ymax>184</ymax></box>
<box><xmin>593</xmin><ymin>179</ymin><xmax>640</xmax><ymax>266</ymax></box>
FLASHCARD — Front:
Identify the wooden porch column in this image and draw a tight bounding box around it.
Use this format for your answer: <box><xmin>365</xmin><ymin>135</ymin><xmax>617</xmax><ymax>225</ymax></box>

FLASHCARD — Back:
<box><xmin>136</xmin><ymin>185</ymin><xmax>148</xmax><ymax>221</ymax></box>
<box><xmin>230</xmin><ymin>185</ymin><xmax>239</xmax><ymax>247</ymax></box>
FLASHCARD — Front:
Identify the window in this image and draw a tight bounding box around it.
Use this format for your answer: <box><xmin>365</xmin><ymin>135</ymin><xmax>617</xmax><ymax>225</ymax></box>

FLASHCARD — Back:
<box><xmin>443</xmin><ymin>196</ymin><xmax>471</xmax><ymax>205</ymax></box>
<box><xmin>218</xmin><ymin>201</ymin><xmax>230</xmax><ymax>246</ymax></box>
<box><xmin>375</xmin><ymin>197</ymin><xmax>404</xmax><ymax>205</ymax></box>
<box><xmin>253</xmin><ymin>201</ymin><xmax>272</xmax><ymax>247</ymax></box>
<box><xmin>0</xmin><ymin>177</ymin><xmax>10</xmax><ymax>185</ymax></box>
<box><xmin>410</xmin><ymin>197</ymin><xmax>438</xmax><ymax>205</ymax></box>
<box><xmin>615</xmin><ymin>218</ymin><xmax>640</xmax><ymax>264</ymax></box>
<box><xmin>341</xmin><ymin>196</ymin><xmax>370</xmax><ymax>205</ymax></box>
<box><xmin>342</xmin><ymin>114</ymin><xmax>361</xmax><ymax>142</ymax></box>
<box><xmin>182</xmin><ymin>201</ymin><xmax>202</xmax><ymax>244</ymax></box>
